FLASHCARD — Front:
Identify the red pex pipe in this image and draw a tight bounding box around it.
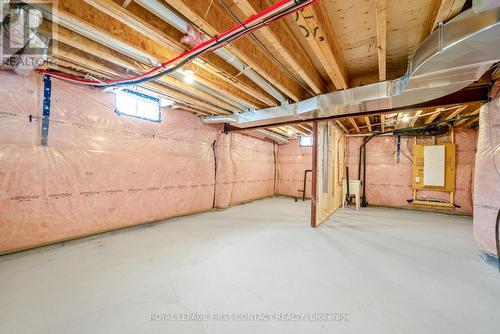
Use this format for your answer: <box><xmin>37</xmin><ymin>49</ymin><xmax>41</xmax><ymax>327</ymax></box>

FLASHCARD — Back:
<box><xmin>37</xmin><ymin>0</ymin><xmax>320</xmax><ymax>87</ymax></box>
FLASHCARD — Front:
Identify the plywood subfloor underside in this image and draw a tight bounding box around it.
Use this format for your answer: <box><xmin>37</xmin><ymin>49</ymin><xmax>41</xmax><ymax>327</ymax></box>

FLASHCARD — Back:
<box><xmin>1</xmin><ymin>197</ymin><xmax>499</xmax><ymax>333</ymax></box>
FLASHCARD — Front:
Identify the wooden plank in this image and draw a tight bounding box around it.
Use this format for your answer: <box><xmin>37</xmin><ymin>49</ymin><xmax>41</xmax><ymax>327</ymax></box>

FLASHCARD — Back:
<box><xmin>409</xmin><ymin>110</ymin><xmax>423</xmax><ymax>127</ymax></box>
<box><xmin>335</xmin><ymin>120</ymin><xmax>348</xmax><ymax>133</ymax></box>
<box><xmin>82</xmin><ymin>0</ymin><xmax>265</xmax><ymax>109</ymax></box>
<box><xmin>349</xmin><ymin>118</ymin><xmax>360</xmax><ymax>133</ymax></box>
<box><xmin>394</xmin><ymin>112</ymin><xmax>404</xmax><ymax>130</ymax></box>
<box><xmin>464</xmin><ymin>117</ymin><xmax>479</xmax><ymax>128</ymax></box>
<box><xmin>454</xmin><ymin>107</ymin><xmax>480</xmax><ymax>126</ymax></box>
<box><xmin>425</xmin><ymin>107</ymin><xmax>444</xmax><ymax>124</ymax></box>
<box><xmin>420</xmin><ymin>0</ymin><xmax>466</xmax><ymax>42</ymax></box>
<box><xmin>51</xmin><ymin>1</ymin><xmax>239</xmax><ymax>112</ymax></box>
<box><xmin>445</xmin><ymin>105</ymin><xmax>467</xmax><ymax>120</ymax></box>
<box><xmin>222</xmin><ymin>0</ymin><xmax>325</xmax><ymax>95</ymax></box>
<box><xmin>163</xmin><ymin>0</ymin><xmax>307</xmax><ymax>101</ymax></box>
<box><xmin>375</xmin><ymin>0</ymin><xmax>387</xmax><ymax>81</ymax></box>
<box><xmin>364</xmin><ymin>117</ymin><xmax>372</xmax><ymax>132</ymax></box>
<box><xmin>52</xmin><ymin>44</ymin><xmax>230</xmax><ymax>115</ymax></box>
<box><xmin>293</xmin><ymin>1</ymin><xmax>348</xmax><ymax>89</ymax></box>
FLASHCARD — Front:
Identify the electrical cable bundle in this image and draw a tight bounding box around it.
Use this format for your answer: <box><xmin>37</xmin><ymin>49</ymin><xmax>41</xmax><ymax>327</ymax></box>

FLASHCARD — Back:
<box><xmin>36</xmin><ymin>0</ymin><xmax>319</xmax><ymax>88</ymax></box>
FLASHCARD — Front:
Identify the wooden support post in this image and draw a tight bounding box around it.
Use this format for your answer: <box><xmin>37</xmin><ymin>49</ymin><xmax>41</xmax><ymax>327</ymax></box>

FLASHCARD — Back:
<box><xmin>311</xmin><ymin>121</ymin><xmax>318</xmax><ymax>228</ymax></box>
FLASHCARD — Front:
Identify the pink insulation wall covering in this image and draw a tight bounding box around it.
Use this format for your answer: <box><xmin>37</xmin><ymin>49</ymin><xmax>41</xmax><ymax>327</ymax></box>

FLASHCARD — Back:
<box><xmin>0</xmin><ymin>72</ymin><xmax>274</xmax><ymax>254</ymax></box>
<box><xmin>473</xmin><ymin>94</ymin><xmax>500</xmax><ymax>257</ymax></box>
<box><xmin>275</xmin><ymin>139</ymin><xmax>312</xmax><ymax>198</ymax></box>
<box><xmin>346</xmin><ymin>128</ymin><xmax>477</xmax><ymax>214</ymax></box>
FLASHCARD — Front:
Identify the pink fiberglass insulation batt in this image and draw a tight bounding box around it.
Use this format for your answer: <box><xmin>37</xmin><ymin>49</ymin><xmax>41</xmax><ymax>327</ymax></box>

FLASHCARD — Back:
<box><xmin>345</xmin><ymin>129</ymin><xmax>477</xmax><ymax>214</ymax></box>
<box><xmin>473</xmin><ymin>95</ymin><xmax>500</xmax><ymax>257</ymax></box>
<box><xmin>0</xmin><ymin>72</ymin><xmax>275</xmax><ymax>253</ymax></box>
<box><xmin>275</xmin><ymin>139</ymin><xmax>313</xmax><ymax>198</ymax></box>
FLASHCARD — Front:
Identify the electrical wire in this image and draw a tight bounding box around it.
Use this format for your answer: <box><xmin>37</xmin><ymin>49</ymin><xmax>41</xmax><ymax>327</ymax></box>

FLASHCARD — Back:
<box><xmin>36</xmin><ymin>0</ymin><xmax>320</xmax><ymax>88</ymax></box>
<box><xmin>218</xmin><ymin>0</ymin><xmax>316</xmax><ymax>97</ymax></box>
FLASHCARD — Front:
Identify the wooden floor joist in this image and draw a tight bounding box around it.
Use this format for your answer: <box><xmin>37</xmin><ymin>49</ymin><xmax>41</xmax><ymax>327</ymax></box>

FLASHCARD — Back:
<box><xmin>162</xmin><ymin>0</ymin><xmax>308</xmax><ymax>101</ymax></box>
<box><xmin>222</xmin><ymin>0</ymin><xmax>326</xmax><ymax>95</ymax></box>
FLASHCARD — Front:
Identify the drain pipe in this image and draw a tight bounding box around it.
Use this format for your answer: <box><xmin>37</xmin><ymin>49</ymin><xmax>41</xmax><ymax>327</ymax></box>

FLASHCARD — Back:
<box><xmin>133</xmin><ymin>0</ymin><xmax>288</xmax><ymax>105</ymax></box>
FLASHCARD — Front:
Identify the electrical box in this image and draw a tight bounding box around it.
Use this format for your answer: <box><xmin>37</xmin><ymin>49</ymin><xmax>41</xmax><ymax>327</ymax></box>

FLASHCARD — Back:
<box><xmin>412</xmin><ymin>143</ymin><xmax>456</xmax><ymax>191</ymax></box>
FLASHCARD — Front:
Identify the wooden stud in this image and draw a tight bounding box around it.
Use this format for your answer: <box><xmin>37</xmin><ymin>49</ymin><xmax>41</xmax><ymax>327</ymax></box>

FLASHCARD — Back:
<box><xmin>349</xmin><ymin>118</ymin><xmax>360</xmax><ymax>133</ymax></box>
<box><xmin>294</xmin><ymin>1</ymin><xmax>348</xmax><ymax>89</ymax></box>
<box><xmin>49</xmin><ymin>1</ymin><xmax>239</xmax><ymax>112</ymax></box>
<box><xmin>445</xmin><ymin>105</ymin><xmax>468</xmax><ymax>120</ymax></box>
<box><xmin>365</xmin><ymin>117</ymin><xmax>372</xmax><ymax>132</ymax></box>
<box><xmin>425</xmin><ymin>107</ymin><xmax>444</xmax><ymax>124</ymax></box>
<box><xmin>335</xmin><ymin>120</ymin><xmax>348</xmax><ymax>133</ymax></box>
<box><xmin>82</xmin><ymin>0</ymin><xmax>265</xmax><ymax>109</ymax></box>
<box><xmin>375</xmin><ymin>0</ymin><xmax>387</xmax><ymax>81</ymax></box>
<box><xmin>409</xmin><ymin>110</ymin><xmax>423</xmax><ymax>127</ymax></box>
<box><xmin>221</xmin><ymin>0</ymin><xmax>325</xmax><ymax>94</ymax></box>
<box><xmin>455</xmin><ymin>107</ymin><xmax>480</xmax><ymax>126</ymax></box>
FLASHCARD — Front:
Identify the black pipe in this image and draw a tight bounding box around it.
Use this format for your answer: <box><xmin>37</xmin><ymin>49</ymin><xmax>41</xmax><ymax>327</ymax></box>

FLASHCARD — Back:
<box><xmin>496</xmin><ymin>209</ymin><xmax>500</xmax><ymax>273</ymax></box>
<box><xmin>345</xmin><ymin>166</ymin><xmax>351</xmax><ymax>204</ymax></box>
<box><xmin>211</xmin><ymin>140</ymin><xmax>217</xmax><ymax>209</ymax></box>
<box><xmin>296</xmin><ymin>169</ymin><xmax>312</xmax><ymax>201</ymax></box>
<box><xmin>356</xmin><ymin>124</ymin><xmax>452</xmax><ymax>208</ymax></box>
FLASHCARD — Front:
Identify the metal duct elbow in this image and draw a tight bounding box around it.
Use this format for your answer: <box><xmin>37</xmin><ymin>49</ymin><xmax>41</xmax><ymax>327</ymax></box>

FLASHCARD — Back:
<box><xmin>14</xmin><ymin>32</ymin><xmax>48</xmax><ymax>76</ymax></box>
<box><xmin>1</xmin><ymin>1</ymin><xmax>9</xmax><ymax>22</ymax></box>
<box><xmin>1</xmin><ymin>4</ymin><xmax>43</xmax><ymax>59</ymax></box>
<box><xmin>201</xmin><ymin>115</ymin><xmax>238</xmax><ymax>124</ymax></box>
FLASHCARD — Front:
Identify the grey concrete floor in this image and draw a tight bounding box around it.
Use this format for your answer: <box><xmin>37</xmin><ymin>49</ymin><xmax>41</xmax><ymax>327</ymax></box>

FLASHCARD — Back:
<box><xmin>1</xmin><ymin>197</ymin><xmax>499</xmax><ymax>334</ymax></box>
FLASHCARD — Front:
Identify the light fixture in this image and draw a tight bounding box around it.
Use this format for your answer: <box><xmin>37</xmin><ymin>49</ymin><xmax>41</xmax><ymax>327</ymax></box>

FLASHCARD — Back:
<box><xmin>401</xmin><ymin>114</ymin><xmax>410</xmax><ymax>122</ymax></box>
<box><xmin>184</xmin><ymin>70</ymin><xmax>195</xmax><ymax>84</ymax></box>
<box><xmin>160</xmin><ymin>98</ymin><xmax>175</xmax><ymax>107</ymax></box>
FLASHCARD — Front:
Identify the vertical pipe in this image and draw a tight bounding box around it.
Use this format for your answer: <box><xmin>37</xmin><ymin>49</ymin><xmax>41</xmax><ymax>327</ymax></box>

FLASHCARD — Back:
<box><xmin>311</xmin><ymin>121</ymin><xmax>318</xmax><ymax>227</ymax></box>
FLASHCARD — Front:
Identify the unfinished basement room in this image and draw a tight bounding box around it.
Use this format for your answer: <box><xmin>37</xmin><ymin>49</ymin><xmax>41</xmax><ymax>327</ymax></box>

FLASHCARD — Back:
<box><xmin>1</xmin><ymin>0</ymin><xmax>500</xmax><ymax>333</ymax></box>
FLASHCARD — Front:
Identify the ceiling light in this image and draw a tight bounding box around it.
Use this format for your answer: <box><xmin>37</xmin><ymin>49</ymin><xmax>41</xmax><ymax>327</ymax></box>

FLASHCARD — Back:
<box><xmin>184</xmin><ymin>70</ymin><xmax>194</xmax><ymax>84</ymax></box>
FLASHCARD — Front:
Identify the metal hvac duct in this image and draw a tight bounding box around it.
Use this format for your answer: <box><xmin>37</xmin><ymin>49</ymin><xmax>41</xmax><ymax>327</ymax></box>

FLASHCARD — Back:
<box><xmin>1</xmin><ymin>0</ymin><xmax>9</xmax><ymax>22</ymax></box>
<box><xmin>242</xmin><ymin>129</ymin><xmax>289</xmax><ymax>144</ymax></box>
<box><xmin>14</xmin><ymin>31</ymin><xmax>48</xmax><ymax>76</ymax></box>
<box><xmin>203</xmin><ymin>6</ymin><xmax>500</xmax><ymax>128</ymax></box>
<box><xmin>133</xmin><ymin>0</ymin><xmax>288</xmax><ymax>104</ymax></box>
<box><xmin>1</xmin><ymin>4</ymin><xmax>43</xmax><ymax>59</ymax></box>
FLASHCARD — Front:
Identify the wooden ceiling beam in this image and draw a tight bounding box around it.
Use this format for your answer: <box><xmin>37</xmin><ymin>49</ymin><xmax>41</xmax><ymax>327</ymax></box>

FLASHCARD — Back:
<box><xmin>335</xmin><ymin>120</ymin><xmax>348</xmax><ymax>133</ymax></box>
<box><xmin>50</xmin><ymin>0</ymin><xmax>238</xmax><ymax>112</ymax></box>
<box><xmin>349</xmin><ymin>119</ymin><xmax>360</xmax><ymax>133</ymax></box>
<box><xmin>293</xmin><ymin>1</ymin><xmax>348</xmax><ymax>89</ymax></box>
<box><xmin>82</xmin><ymin>0</ymin><xmax>265</xmax><ymax>109</ymax></box>
<box><xmin>455</xmin><ymin>107</ymin><xmax>480</xmax><ymax>126</ymax></box>
<box><xmin>375</xmin><ymin>0</ymin><xmax>387</xmax><ymax>81</ymax></box>
<box><xmin>420</xmin><ymin>0</ymin><xmax>466</xmax><ymax>42</ymax></box>
<box><xmin>409</xmin><ymin>110</ymin><xmax>423</xmax><ymax>127</ymax></box>
<box><xmin>163</xmin><ymin>0</ymin><xmax>307</xmax><ymax>101</ymax></box>
<box><xmin>52</xmin><ymin>42</ymin><xmax>231</xmax><ymax>115</ymax></box>
<box><xmin>425</xmin><ymin>107</ymin><xmax>444</xmax><ymax>124</ymax></box>
<box><xmin>445</xmin><ymin>105</ymin><xmax>468</xmax><ymax>120</ymax></box>
<box><xmin>365</xmin><ymin>117</ymin><xmax>373</xmax><ymax>132</ymax></box>
<box><xmin>222</xmin><ymin>0</ymin><xmax>325</xmax><ymax>95</ymax></box>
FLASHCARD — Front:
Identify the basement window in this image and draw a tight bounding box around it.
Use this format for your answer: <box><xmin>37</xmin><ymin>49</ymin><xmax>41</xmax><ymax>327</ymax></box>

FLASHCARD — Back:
<box><xmin>299</xmin><ymin>135</ymin><xmax>313</xmax><ymax>147</ymax></box>
<box><xmin>115</xmin><ymin>89</ymin><xmax>161</xmax><ymax>122</ymax></box>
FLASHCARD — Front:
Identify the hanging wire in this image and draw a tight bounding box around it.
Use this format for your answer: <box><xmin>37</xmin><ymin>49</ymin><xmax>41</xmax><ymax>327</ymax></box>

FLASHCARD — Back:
<box><xmin>218</xmin><ymin>0</ymin><xmax>317</xmax><ymax>97</ymax></box>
